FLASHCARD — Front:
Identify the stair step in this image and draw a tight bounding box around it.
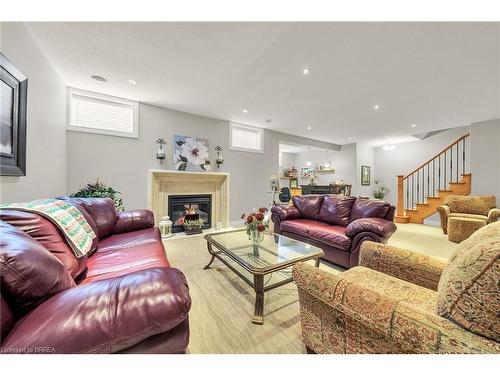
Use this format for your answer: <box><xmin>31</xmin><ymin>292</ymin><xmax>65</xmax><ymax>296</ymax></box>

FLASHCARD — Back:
<box><xmin>426</xmin><ymin>196</ymin><xmax>441</xmax><ymax>200</ymax></box>
<box><xmin>416</xmin><ymin>203</ymin><xmax>429</xmax><ymax>207</ymax></box>
<box><xmin>406</xmin><ymin>208</ymin><xmax>418</xmax><ymax>213</ymax></box>
<box><xmin>438</xmin><ymin>189</ymin><xmax>453</xmax><ymax>193</ymax></box>
<box><xmin>449</xmin><ymin>181</ymin><xmax>465</xmax><ymax>185</ymax></box>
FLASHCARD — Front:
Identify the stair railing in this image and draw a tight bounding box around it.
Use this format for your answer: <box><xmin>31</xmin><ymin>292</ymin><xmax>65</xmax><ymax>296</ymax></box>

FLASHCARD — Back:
<box><xmin>396</xmin><ymin>133</ymin><xmax>470</xmax><ymax>218</ymax></box>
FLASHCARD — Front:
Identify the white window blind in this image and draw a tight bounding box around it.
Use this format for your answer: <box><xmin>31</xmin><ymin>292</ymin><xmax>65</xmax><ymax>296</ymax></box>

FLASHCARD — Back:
<box><xmin>229</xmin><ymin>122</ymin><xmax>264</xmax><ymax>153</ymax></box>
<box><xmin>68</xmin><ymin>88</ymin><xmax>138</xmax><ymax>138</ymax></box>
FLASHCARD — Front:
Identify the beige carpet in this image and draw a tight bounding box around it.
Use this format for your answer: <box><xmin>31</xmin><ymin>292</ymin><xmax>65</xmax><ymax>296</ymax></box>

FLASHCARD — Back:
<box><xmin>164</xmin><ymin>223</ymin><xmax>456</xmax><ymax>354</ymax></box>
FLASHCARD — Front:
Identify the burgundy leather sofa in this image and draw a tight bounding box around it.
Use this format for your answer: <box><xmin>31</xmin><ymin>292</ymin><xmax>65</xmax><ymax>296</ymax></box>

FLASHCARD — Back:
<box><xmin>0</xmin><ymin>197</ymin><xmax>191</xmax><ymax>354</ymax></box>
<box><xmin>271</xmin><ymin>195</ymin><xmax>397</xmax><ymax>268</ymax></box>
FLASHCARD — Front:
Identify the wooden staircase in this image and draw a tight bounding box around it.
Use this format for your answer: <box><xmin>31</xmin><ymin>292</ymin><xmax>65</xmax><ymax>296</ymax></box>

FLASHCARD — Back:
<box><xmin>395</xmin><ymin>134</ymin><xmax>471</xmax><ymax>224</ymax></box>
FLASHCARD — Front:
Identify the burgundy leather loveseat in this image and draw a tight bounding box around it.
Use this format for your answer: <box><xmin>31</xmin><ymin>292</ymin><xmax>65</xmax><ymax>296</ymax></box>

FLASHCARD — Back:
<box><xmin>271</xmin><ymin>195</ymin><xmax>397</xmax><ymax>268</ymax></box>
<box><xmin>0</xmin><ymin>197</ymin><xmax>191</xmax><ymax>354</ymax></box>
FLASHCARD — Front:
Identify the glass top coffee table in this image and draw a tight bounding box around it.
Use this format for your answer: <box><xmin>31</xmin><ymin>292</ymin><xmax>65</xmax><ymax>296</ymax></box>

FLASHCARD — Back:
<box><xmin>204</xmin><ymin>229</ymin><xmax>324</xmax><ymax>324</ymax></box>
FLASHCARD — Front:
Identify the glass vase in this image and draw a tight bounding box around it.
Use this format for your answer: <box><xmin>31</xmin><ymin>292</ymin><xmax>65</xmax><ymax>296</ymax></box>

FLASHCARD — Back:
<box><xmin>249</xmin><ymin>229</ymin><xmax>264</xmax><ymax>256</ymax></box>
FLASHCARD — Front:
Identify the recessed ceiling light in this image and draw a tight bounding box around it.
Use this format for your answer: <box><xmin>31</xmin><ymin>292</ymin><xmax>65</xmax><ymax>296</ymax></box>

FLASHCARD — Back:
<box><xmin>348</xmin><ymin>137</ymin><xmax>352</xmax><ymax>141</ymax></box>
<box><xmin>91</xmin><ymin>75</ymin><xmax>107</xmax><ymax>84</ymax></box>
<box><xmin>303</xmin><ymin>68</ymin><xmax>310</xmax><ymax>75</ymax></box>
<box><xmin>306</xmin><ymin>125</ymin><xmax>312</xmax><ymax>130</ymax></box>
<box><xmin>242</xmin><ymin>109</ymin><xmax>248</xmax><ymax>114</ymax></box>
<box><xmin>382</xmin><ymin>144</ymin><xmax>397</xmax><ymax>151</ymax></box>
<box><xmin>128</xmin><ymin>79</ymin><xmax>137</xmax><ymax>85</ymax></box>
<box><xmin>373</xmin><ymin>104</ymin><xmax>380</xmax><ymax>110</ymax></box>
<box><xmin>411</xmin><ymin>123</ymin><xmax>417</xmax><ymax>128</ymax></box>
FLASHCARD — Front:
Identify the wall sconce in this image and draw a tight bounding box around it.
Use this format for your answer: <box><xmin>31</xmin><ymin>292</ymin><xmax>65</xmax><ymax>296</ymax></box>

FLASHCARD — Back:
<box><xmin>156</xmin><ymin>138</ymin><xmax>166</xmax><ymax>163</ymax></box>
<box><xmin>215</xmin><ymin>146</ymin><xmax>224</xmax><ymax>168</ymax></box>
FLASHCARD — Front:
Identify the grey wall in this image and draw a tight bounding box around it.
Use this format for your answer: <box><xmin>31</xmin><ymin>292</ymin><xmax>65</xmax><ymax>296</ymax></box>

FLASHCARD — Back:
<box><xmin>373</xmin><ymin>126</ymin><xmax>470</xmax><ymax>206</ymax></box>
<box><xmin>67</xmin><ymin>103</ymin><xmax>339</xmax><ymax>221</ymax></box>
<box><xmin>470</xmin><ymin>118</ymin><xmax>500</xmax><ymax>199</ymax></box>
<box><xmin>0</xmin><ymin>23</ymin><xmax>67</xmax><ymax>203</ymax></box>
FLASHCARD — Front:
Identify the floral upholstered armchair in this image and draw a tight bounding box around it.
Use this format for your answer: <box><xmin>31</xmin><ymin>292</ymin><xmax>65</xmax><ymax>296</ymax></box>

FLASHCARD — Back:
<box><xmin>436</xmin><ymin>195</ymin><xmax>499</xmax><ymax>234</ymax></box>
<box><xmin>292</xmin><ymin>222</ymin><xmax>500</xmax><ymax>354</ymax></box>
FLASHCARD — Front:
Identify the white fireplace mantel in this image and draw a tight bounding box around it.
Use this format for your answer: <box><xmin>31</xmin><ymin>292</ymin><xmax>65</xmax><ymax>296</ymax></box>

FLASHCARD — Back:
<box><xmin>148</xmin><ymin>169</ymin><xmax>230</xmax><ymax>228</ymax></box>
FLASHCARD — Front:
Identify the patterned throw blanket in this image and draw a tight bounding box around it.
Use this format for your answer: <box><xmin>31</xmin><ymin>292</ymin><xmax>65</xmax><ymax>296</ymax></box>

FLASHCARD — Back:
<box><xmin>1</xmin><ymin>198</ymin><xmax>96</xmax><ymax>258</ymax></box>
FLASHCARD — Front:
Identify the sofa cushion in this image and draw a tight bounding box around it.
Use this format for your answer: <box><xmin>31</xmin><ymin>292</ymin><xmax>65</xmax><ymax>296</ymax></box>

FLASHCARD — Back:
<box><xmin>0</xmin><ymin>209</ymin><xmax>88</xmax><ymax>279</ymax></box>
<box><xmin>62</xmin><ymin>197</ymin><xmax>117</xmax><ymax>239</ymax></box>
<box><xmin>445</xmin><ymin>195</ymin><xmax>496</xmax><ymax>216</ymax></box>
<box><xmin>318</xmin><ymin>195</ymin><xmax>356</xmax><ymax>226</ymax></box>
<box><xmin>96</xmin><ymin>227</ymin><xmax>163</xmax><ymax>253</ymax></box>
<box><xmin>83</xmin><ymin>228</ymin><xmax>170</xmax><ymax>284</ymax></box>
<box><xmin>280</xmin><ymin>219</ymin><xmax>329</xmax><ymax>238</ymax></box>
<box><xmin>349</xmin><ymin>198</ymin><xmax>391</xmax><ymax>223</ymax></box>
<box><xmin>308</xmin><ymin>225</ymin><xmax>352</xmax><ymax>251</ymax></box>
<box><xmin>292</xmin><ymin>195</ymin><xmax>324</xmax><ymax>220</ymax></box>
<box><xmin>1</xmin><ymin>295</ymin><xmax>16</xmax><ymax>342</ymax></box>
<box><xmin>436</xmin><ymin>222</ymin><xmax>500</xmax><ymax>341</ymax></box>
<box><xmin>0</xmin><ymin>221</ymin><xmax>75</xmax><ymax>317</ymax></box>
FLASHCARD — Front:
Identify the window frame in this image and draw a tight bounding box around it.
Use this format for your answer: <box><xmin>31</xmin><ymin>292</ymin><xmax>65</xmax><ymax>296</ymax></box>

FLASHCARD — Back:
<box><xmin>67</xmin><ymin>87</ymin><xmax>139</xmax><ymax>139</ymax></box>
<box><xmin>229</xmin><ymin>122</ymin><xmax>264</xmax><ymax>153</ymax></box>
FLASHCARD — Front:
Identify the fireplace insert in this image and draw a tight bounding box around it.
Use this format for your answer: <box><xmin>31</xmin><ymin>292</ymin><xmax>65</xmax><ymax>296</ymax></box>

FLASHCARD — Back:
<box><xmin>168</xmin><ymin>194</ymin><xmax>212</xmax><ymax>233</ymax></box>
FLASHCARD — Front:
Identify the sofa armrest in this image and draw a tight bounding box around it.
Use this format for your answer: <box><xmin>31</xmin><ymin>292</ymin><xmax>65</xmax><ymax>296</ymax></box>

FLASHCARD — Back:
<box><xmin>1</xmin><ymin>267</ymin><xmax>191</xmax><ymax>354</ymax></box>
<box><xmin>292</xmin><ymin>262</ymin><xmax>498</xmax><ymax>353</ymax></box>
<box><xmin>359</xmin><ymin>242</ymin><xmax>446</xmax><ymax>290</ymax></box>
<box><xmin>271</xmin><ymin>204</ymin><xmax>302</xmax><ymax>221</ymax></box>
<box><xmin>436</xmin><ymin>205</ymin><xmax>450</xmax><ymax>234</ymax></box>
<box><xmin>345</xmin><ymin>218</ymin><xmax>397</xmax><ymax>239</ymax></box>
<box><xmin>113</xmin><ymin>209</ymin><xmax>155</xmax><ymax>234</ymax></box>
<box><xmin>487</xmin><ymin>208</ymin><xmax>500</xmax><ymax>224</ymax></box>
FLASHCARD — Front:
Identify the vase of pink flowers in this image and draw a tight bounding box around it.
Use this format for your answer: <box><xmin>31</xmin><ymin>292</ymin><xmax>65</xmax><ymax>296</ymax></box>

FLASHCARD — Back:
<box><xmin>241</xmin><ymin>207</ymin><xmax>269</xmax><ymax>256</ymax></box>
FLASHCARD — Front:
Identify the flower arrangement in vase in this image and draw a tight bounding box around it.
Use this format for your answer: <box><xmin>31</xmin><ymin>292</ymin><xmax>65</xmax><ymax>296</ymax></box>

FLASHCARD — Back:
<box><xmin>241</xmin><ymin>207</ymin><xmax>269</xmax><ymax>255</ymax></box>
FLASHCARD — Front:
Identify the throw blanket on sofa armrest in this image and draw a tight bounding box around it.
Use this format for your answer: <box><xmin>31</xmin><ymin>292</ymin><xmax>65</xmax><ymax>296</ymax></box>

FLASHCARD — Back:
<box><xmin>0</xmin><ymin>199</ymin><xmax>96</xmax><ymax>258</ymax></box>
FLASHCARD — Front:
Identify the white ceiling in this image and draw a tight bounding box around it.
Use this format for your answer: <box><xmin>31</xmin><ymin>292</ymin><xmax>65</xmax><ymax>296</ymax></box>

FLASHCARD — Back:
<box><xmin>25</xmin><ymin>22</ymin><xmax>500</xmax><ymax>145</ymax></box>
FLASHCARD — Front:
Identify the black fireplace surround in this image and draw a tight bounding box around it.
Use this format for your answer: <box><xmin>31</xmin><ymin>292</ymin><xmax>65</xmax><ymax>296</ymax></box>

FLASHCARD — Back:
<box><xmin>168</xmin><ymin>194</ymin><xmax>212</xmax><ymax>233</ymax></box>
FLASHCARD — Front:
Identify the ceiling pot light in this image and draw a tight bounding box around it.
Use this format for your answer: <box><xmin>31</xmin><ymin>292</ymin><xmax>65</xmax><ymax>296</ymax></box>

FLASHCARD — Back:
<box><xmin>303</xmin><ymin>67</ymin><xmax>310</xmax><ymax>75</ymax></box>
<box><xmin>306</xmin><ymin>125</ymin><xmax>312</xmax><ymax>130</ymax></box>
<box><xmin>382</xmin><ymin>144</ymin><xmax>396</xmax><ymax>151</ymax></box>
<box><xmin>348</xmin><ymin>137</ymin><xmax>352</xmax><ymax>141</ymax></box>
<box><xmin>411</xmin><ymin>123</ymin><xmax>417</xmax><ymax>128</ymax></box>
<box><xmin>373</xmin><ymin>104</ymin><xmax>380</xmax><ymax>110</ymax></box>
<box><xmin>242</xmin><ymin>109</ymin><xmax>248</xmax><ymax>114</ymax></box>
<box><xmin>128</xmin><ymin>79</ymin><xmax>138</xmax><ymax>85</ymax></box>
<box><xmin>91</xmin><ymin>75</ymin><xmax>107</xmax><ymax>84</ymax></box>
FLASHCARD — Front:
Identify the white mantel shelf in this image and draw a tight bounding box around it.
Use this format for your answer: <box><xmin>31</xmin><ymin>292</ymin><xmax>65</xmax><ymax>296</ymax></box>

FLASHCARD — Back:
<box><xmin>148</xmin><ymin>169</ymin><xmax>230</xmax><ymax>229</ymax></box>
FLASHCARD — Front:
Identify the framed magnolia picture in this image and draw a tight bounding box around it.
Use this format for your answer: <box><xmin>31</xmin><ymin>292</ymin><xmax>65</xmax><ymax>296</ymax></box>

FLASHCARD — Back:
<box><xmin>1</xmin><ymin>53</ymin><xmax>27</xmax><ymax>176</ymax></box>
<box><xmin>173</xmin><ymin>135</ymin><xmax>210</xmax><ymax>171</ymax></box>
<box><xmin>361</xmin><ymin>165</ymin><xmax>371</xmax><ymax>186</ymax></box>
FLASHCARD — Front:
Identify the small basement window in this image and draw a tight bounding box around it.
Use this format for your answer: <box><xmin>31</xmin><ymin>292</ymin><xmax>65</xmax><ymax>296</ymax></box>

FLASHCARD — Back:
<box><xmin>229</xmin><ymin>122</ymin><xmax>264</xmax><ymax>153</ymax></box>
<box><xmin>68</xmin><ymin>88</ymin><xmax>139</xmax><ymax>138</ymax></box>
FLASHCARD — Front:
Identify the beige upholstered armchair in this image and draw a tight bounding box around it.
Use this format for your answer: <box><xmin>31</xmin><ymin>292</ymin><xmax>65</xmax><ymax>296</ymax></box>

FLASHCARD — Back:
<box><xmin>436</xmin><ymin>195</ymin><xmax>499</xmax><ymax>234</ymax></box>
<box><xmin>292</xmin><ymin>222</ymin><xmax>500</xmax><ymax>354</ymax></box>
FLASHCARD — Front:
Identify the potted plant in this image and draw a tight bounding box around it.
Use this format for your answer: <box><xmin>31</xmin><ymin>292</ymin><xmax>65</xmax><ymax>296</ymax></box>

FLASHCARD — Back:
<box><xmin>183</xmin><ymin>218</ymin><xmax>204</xmax><ymax>235</ymax></box>
<box><xmin>71</xmin><ymin>178</ymin><xmax>125</xmax><ymax>211</ymax></box>
<box><xmin>373</xmin><ymin>180</ymin><xmax>390</xmax><ymax>200</ymax></box>
<box><xmin>241</xmin><ymin>207</ymin><xmax>269</xmax><ymax>256</ymax></box>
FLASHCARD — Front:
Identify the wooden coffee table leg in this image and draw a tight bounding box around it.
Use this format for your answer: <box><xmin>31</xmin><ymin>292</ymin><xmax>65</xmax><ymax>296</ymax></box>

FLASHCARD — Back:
<box><xmin>315</xmin><ymin>257</ymin><xmax>320</xmax><ymax>267</ymax></box>
<box><xmin>203</xmin><ymin>242</ymin><xmax>216</xmax><ymax>270</ymax></box>
<box><xmin>252</xmin><ymin>274</ymin><xmax>265</xmax><ymax>325</ymax></box>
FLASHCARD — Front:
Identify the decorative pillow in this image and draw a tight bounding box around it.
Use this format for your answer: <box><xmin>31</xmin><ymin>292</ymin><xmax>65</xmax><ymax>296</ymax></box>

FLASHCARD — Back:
<box><xmin>349</xmin><ymin>198</ymin><xmax>391</xmax><ymax>223</ymax></box>
<box><xmin>436</xmin><ymin>221</ymin><xmax>500</xmax><ymax>341</ymax></box>
<box><xmin>318</xmin><ymin>195</ymin><xmax>356</xmax><ymax>226</ymax></box>
<box><xmin>0</xmin><ymin>221</ymin><xmax>75</xmax><ymax>317</ymax></box>
<box><xmin>446</xmin><ymin>195</ymin><xmax>496</xmax><ymax>216</ymax></box>
<box><xmin>0</xmin><ymin>209</ymin><xmax>89</xmax><ymax>279</ymax></box>
<box><xmin>292</xmin><ymin>195</ymin><xmax>324</xmax><ymax>220</ymax></box>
